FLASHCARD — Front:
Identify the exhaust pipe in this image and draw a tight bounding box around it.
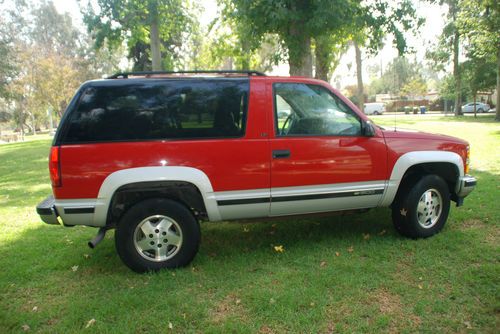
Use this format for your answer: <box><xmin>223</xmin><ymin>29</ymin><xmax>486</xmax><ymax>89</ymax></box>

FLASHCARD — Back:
<box><xmin>88</xmin><ymin>227</ymin><xmax>107</xmax><ymax>249</ymax></box>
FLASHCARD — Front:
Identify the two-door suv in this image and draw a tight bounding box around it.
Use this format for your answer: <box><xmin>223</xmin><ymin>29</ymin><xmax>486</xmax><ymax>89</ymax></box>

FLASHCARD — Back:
<box><xmin>36</xmin><ymin>70</ymin><xmax>476</xmax><ymax>272</ymax></box>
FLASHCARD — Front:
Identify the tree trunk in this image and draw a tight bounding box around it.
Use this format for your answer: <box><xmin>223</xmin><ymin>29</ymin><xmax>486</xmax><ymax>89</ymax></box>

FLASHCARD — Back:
<box><xmin>355</xmin><ymin>42</ymin><xmax>364</xmax><ymax>112</ymax></box>
<box><xmin>496</xmin><ymin>45</ymin><xmax>500</xmax><ymax>121</ymax></box>
<box><xmin>314</xmin><ymin>37</ymin><xmax>329</xmax><ymax>81</ymax></box>
<box><xmin>473</xmin><ymin>92</ymin><xmax>477</xmax><ymax>118</ymax></box>
<box><xmin>149</xmin><ymin>4</ymin><xmax>161</xmax><ymax>71</ymax></box>
<box><xmin>288</xmin><ymin>23</ymin><xmax>312</xmax><ymax>77</ymax></box>
<box><xmin>453</xmin><ymin>25</ymin><xmax>461</xmax><ymax>116</ymax></box>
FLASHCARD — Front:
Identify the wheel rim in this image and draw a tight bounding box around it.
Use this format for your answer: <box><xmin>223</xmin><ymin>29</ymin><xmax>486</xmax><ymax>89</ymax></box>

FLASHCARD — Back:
<box><xmin>133</xmin><ymin>215</ymin><xmax>183</xmax><ymax>262</ymax></box>
<box><xmin>416</xmin><ymin>188</ymin><xmax>443</xmax><ymax>229</ymax></box>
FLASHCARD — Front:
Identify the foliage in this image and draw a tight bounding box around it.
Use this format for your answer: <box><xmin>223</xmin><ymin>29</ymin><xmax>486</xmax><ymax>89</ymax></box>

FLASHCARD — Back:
<box><xmin>0</xmin><ymin>0</ymin><xmax>125</xmax><ymax>134</ymax></box>
<box><xmin>369</xmin><ymin>57</ymin><xmax>421</xmax><ymax>95</ymax></box>
<box><xmin>457</xmin><ymin>0</ymin><xmax>499</xmax><ymax>120</ymax></box>
<box><xmin>82</xmin><ymin>0</ymin><xmax>196</xmax><ymax>71</ymax></box>
<box><xmin>401</xmin><ymin>77</ymin><xmax>428</xmax><ymax>101</ymax></box>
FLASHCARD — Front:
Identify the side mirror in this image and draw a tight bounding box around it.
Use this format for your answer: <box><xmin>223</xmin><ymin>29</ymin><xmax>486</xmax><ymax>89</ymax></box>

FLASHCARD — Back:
<box><xmin>362</xmin><ymin>120</ymin><xmax>375</xmax><ymax>137</ymax></box>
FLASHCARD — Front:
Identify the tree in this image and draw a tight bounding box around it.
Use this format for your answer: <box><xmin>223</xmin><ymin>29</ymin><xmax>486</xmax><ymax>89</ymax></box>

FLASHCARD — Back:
<box><xmin>82</xmin><ymin>0</ymin><xmax>194</xmax><ymax>71</ymax></box>
<box><xmin>369</xmin><ymin>57</ymin><xmax>421</xmax><ymax>95</ymax></box>
<box><xmin>458</xmin><ymin>0</ymin><xmax>500</xmax><ymax>120</ymax></box>
<box><xmin>426</xmin><ymin>0</ymin><xmax>464</xmax><ymax>116</ymax></box>
<box><xmin>228</xmin><ymin>0</ymin><xmax>364</xmax><ymax>76</ymax></box>
<box><xmin>462</xmin><ymin>57</ymin><xmax>496</xmax><ymax>116</ymax></box>
<box><xmin>401</xmin><ymin>76</ymin><xmax>428</xmax><ymax>106</ymax></box>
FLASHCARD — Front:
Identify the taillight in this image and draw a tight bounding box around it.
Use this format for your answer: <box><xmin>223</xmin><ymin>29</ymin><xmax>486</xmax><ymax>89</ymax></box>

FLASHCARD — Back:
<box><xmin>49</xmin><ymin>146</ymin><xmax>61</xmax><ymax>187</ymax></box>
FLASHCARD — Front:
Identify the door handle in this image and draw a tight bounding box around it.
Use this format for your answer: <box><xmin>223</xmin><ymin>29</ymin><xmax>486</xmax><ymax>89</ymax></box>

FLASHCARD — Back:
<box><xmin>272</xmin><ymin>149</ymin><xmax>290</xmax><ymax>159</ymax></box>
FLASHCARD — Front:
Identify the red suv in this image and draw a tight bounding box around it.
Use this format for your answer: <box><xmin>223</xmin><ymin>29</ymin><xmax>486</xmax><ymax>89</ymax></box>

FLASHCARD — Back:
<box><xmin>36</xmin><ymin>71</ymin><xmax>476</xmax><ymax>272</ymax></box>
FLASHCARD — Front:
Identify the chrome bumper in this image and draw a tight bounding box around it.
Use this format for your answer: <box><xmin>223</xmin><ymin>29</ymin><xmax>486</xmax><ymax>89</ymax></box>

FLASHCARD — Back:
<box><xmin>36</xmin><ymin>195</ymin><xmax>60</xmax><ymax>225</ymax></box>
<box><xmin>457</xmin><ymin>175</ymin><xmax>477</xmax><ymax>198</ymax></box>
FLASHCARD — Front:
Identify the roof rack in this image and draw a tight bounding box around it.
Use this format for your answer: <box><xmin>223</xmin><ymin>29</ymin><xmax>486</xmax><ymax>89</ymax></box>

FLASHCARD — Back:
<box><xmin>107</xmin><ymin>70</ymin><xmax>266</xmax><ymax>79</ymax></box>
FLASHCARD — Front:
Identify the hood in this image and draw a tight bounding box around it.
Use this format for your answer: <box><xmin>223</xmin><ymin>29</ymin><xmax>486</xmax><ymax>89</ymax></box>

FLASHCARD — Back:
<box><xmin>380</xmin><ymin>127</ymin><xmax>468</xmax><ymax>145</ymax></box>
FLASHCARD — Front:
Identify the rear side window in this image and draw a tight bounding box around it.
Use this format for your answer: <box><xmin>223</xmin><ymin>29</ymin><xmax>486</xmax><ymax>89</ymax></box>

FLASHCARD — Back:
<box><xmin>60</xmin><ymin>78</ymin><xmax>249</xmax><ymax>143</ymax></box>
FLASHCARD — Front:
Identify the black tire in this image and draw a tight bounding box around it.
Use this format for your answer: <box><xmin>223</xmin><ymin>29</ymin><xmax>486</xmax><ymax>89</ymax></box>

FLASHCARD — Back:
<box><xmin>391</xmin><ymin>175</ymin><xmax>450</xmax><ymax>238</ymax></box>
<box><xmin>115</xmin><ymin>198</ymin><xmax>200</xmax><ymax>272</ymax></box>
<box><xmin>477</xmin><ymin>108</ymin><xmax>484</xmax><ymax>113</ymax></box>
<box><xmin>374</xmin><ymin>111</ymin><xmax>379</xmax><ymax>115</ymax></box>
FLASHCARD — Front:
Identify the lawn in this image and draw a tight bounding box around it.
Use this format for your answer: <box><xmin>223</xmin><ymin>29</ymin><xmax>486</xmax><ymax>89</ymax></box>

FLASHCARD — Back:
<box><xmin>0</xmin><ymin>115</ymin><xmax>498</xmax><ymax>333</ymax></box>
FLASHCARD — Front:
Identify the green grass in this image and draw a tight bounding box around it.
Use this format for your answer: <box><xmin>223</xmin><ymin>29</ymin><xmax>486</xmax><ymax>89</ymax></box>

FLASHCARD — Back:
<box><xmin>1</xmin><ymin>115</ymin><xmax>499</xmax><ymax>333</ymax></box>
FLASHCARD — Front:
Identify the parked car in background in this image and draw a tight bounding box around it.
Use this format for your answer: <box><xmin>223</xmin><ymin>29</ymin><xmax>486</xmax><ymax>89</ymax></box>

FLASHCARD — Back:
<box><xmin>363</xmin><ymin>102</ymin><xmax>385</xmax><ymax>115</ymax></box>
<box><xmin>461</xmin><ymin>102</ymin><xmax>490</xmax><ymax>113</ymax></box>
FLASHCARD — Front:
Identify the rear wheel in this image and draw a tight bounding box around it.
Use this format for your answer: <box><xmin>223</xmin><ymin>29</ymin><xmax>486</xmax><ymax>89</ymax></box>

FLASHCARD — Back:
<box><xmin>115</xmin><ymin>198</ymin><xmax>200</xmax><ymax>272</ymax></box>
<box><xmin>477</xmin><ymin>108</ymin><xmax>484</xmax><ymax>113</ymax></box>
<box><xmin>392</xmin><ymin>175</ymin><xmax>450</xmax><ymax>238</ymax></box>
<box><xmin>374</xmin><ymin>111</ymin><xmax>379</xmax><ymax>115</ymax></box>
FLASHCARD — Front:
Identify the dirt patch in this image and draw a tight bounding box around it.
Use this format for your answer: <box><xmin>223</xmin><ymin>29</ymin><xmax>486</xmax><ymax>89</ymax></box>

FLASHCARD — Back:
<box><xmin>210</xmin><ymin>294</ymin><xmax>247</xmax><ymax>324</ymax></box>
<box><xmin>371</xmin><ymin>289</ymin><xmax>421</xmax><ymax>333</ymax></box>
<box><xmin>376</xmin><ymin>289</ymin><xmax>402</xmax><ymax>314</ymax></box>
<box><xmin>459</xmin><ymin>219</ymin><xmax>486</xmax><ymax>230</ymax></box>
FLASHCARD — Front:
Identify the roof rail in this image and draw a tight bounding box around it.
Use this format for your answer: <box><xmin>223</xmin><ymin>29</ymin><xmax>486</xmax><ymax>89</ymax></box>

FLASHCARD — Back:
<box><xmin>107</xmin><ymin>70</ymin><xmax>266</xmax><ymax>79</ymax></box>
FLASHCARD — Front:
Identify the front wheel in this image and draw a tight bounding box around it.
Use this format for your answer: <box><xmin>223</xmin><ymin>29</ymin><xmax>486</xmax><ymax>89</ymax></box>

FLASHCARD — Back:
<box><xmin>115</xmin><ymin>198</ymin><xmax>200</xmax><ymax>272</ymax></box>
<box><xmin>392</xmin><ymin>175</ymin><xmax>451</xmax><ymax>238</ymax></box>
<box><xmin>477</xmin><ymin>108</ymin><xmax>484</xmax><ymax>113</ymax></box>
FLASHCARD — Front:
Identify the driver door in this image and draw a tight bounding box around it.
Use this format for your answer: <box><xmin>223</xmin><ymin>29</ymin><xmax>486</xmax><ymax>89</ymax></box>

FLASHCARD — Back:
<box><xmin>270</xmin><ymin>82</ymin><xmax>387</xmax><ymax>216</ymax></box>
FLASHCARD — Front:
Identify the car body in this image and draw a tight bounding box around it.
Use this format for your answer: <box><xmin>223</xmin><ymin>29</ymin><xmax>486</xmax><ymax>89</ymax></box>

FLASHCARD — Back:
<box><xmin>363</xmin><ymin>102</ymin><xmax>385</xmax><ymax>115</ymax></box>
<box><xmin>461</xmin><ymin>102</ymin><xmax>490</xmax><ymax>113</ymax></box>
<box><xmin>36</xmin><ymin>71</ymin><xmax>476</xmax><ymax>272</ymax></box>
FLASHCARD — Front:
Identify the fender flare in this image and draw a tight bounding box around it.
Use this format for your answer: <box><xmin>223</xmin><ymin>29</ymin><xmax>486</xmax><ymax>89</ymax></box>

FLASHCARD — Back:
<box><xmin>379</xmin><ymin>151</ymin><xmax>464</xmax><ymax>207</ymax></box>
<box><xmin>93</xmin><ymin>166</ymin><xmax>221</xmax><ymax>226</ymax></box>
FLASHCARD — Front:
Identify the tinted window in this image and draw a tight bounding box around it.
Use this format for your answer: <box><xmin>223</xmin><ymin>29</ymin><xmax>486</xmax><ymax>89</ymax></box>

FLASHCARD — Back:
<box><xmin>274</xmin><ymin>83</ymin><xmax>361</xmax><ymax>136</ymax></box>
<box><xmin>61</xmin><ymin>78</ymin><xmax>248</xmax><ymax>143</ymax></box>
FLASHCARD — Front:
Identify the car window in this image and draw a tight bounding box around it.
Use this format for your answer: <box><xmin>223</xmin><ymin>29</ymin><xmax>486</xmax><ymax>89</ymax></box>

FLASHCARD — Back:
<box><xmin>274</xmin><ymin>83</ymin><xmax>361</xmax><ymax>136</ymax></box>
<box><xmin>61</xmin><ymin>78</ymin><xmax>249</xmax><ymax>143</ymax></box>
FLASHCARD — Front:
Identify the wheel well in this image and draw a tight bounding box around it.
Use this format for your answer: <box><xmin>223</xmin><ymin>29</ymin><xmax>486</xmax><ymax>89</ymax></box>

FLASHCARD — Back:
<box><xmin>398</xmin><ymin>162</ymin><xmax>460</xmax><ymax>202</ymax></box>
<box><xmin>106</xmin><ymin>181</ymin><xmax>207</xmax><ymax>227</ymax></box>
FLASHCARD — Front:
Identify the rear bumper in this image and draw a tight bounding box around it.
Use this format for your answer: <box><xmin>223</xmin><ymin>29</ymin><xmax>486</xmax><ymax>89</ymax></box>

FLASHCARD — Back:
<box><xmin>36</xmin><ymin>195</ymin><xmax>60</xmax><ymax>225</ymax></box>
<box><xmin>457</xmin><ymin>175</ymin><xmax>477</xmax><ymax>198</ymax></box>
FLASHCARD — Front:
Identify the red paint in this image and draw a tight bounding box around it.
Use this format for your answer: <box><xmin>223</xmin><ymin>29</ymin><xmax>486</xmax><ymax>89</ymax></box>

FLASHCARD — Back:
<box><xmin>52</xmin><ymin>76</ymin><xmax>470</xmax><ymax>199</ymax></box>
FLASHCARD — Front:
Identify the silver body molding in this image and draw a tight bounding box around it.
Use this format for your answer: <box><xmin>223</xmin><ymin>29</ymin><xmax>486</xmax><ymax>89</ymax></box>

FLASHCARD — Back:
<box><xmin>46</xmin><ymin>151</ymin><xmax>471</xmax><ymax>227</ymax></box>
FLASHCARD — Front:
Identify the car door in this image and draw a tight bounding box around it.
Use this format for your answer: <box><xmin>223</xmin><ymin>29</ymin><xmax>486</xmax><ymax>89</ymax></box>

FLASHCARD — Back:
<box><xmin>269</xmin><ymin>82</ymin><xmax>387</xmax><ymax>216</ymax></box>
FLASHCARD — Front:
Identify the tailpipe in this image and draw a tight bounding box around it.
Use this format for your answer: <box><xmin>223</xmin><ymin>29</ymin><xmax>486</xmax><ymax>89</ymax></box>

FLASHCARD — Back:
<box><xmin>88</xmin><ymin>227</ymin><xmax>107</xmax><ymax>249</ymax></box>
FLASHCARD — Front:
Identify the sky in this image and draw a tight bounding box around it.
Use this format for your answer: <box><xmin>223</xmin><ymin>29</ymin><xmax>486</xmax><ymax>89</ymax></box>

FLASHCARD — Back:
<box><xmin>50</xmin><ymin>0</ymin><xmax>447</xmax><ymax>88</ymax></box>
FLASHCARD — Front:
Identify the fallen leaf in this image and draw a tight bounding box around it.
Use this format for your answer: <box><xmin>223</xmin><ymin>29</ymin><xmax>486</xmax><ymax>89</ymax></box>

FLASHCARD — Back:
<box><xmin>83</xmin><ymin>254</ymin><xmax>90</xmax><ymax>259</ymax></box>
<box><xmin>269</xmin><ymin>298</ymin><xmax>275</xmax><ymax>304</ymax></box>
<box><xmin>464</xmin><ymin>321</ymin><xmax>472</xmax><ymax>329</ymax></box>
<box><xmin>273</xmin><ymin>245</ymin><xmax>284</xmax><ymax>253</ymax></box>
<box><xmin>21</xmin><ymin>324</ymin><xmax>30</xmax><ymax>331</ymax></box>
<box><xmin>347</xmin><ymin>246</ymin><xmax>354</xmax><ymax>253</ymax></box>
<box><xmin>32</xmin><ymin>306</ymin><xmax>38</xmax><ymax>312</ymax></box>
<box><xmin>418</xmin><ymin>284</ymin><xmax>423</xmax><ymax>290</ymax></box>
<box><xmin>335</xmin><ymin>252</ymin><xmax>340</xmax><ymax>257</ymax></box>
<box><xmin>168</xmin><ymin>322</ymin><xmax>173</xmax><ymax>329</ymax></box>
<box><xmin>363</xmin><ymin>233</ymin><xmax>370</xmax><ymax>240</ymax></box>
<box><xmin>320</xmin><ymin>261</ymin><xmax>327</xmax><ymax>267</ymax></box>
<box><xmin>85</xmin><ymin>319</ymin><xmax>95</xmax><ymax>328</ymax></box>
<box><xmin>243</xmin><ymin>227</ymin><xmax>250</xmax><ymax>233</ymax></box>
<box><xmin>271</xmin><ymin>224</ymin><xmax>277</xmax><ymax>228</ymax></box>
<box><xmin>378</xmin><ymin>229</ymin><xmax>387</xmax><ymax>236</ymax></box>
<box><xmin>71</xmin><ymin>265</ymin><xmax>79</xmax><ymax>272</ymax></box>
<box><xmin>235</xmin><ymin>299</ymin><xmax>241</xmax><ymax>305</ymax></box>
<box><xmin>310</xmin><ymin>302</ymin><xmax>315</xmax><ymax>307</ymax></box>
<box><xmin>400</xmin><ymin>208</ymin><xmax>407</xmax><ymax>216</ymax></box>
